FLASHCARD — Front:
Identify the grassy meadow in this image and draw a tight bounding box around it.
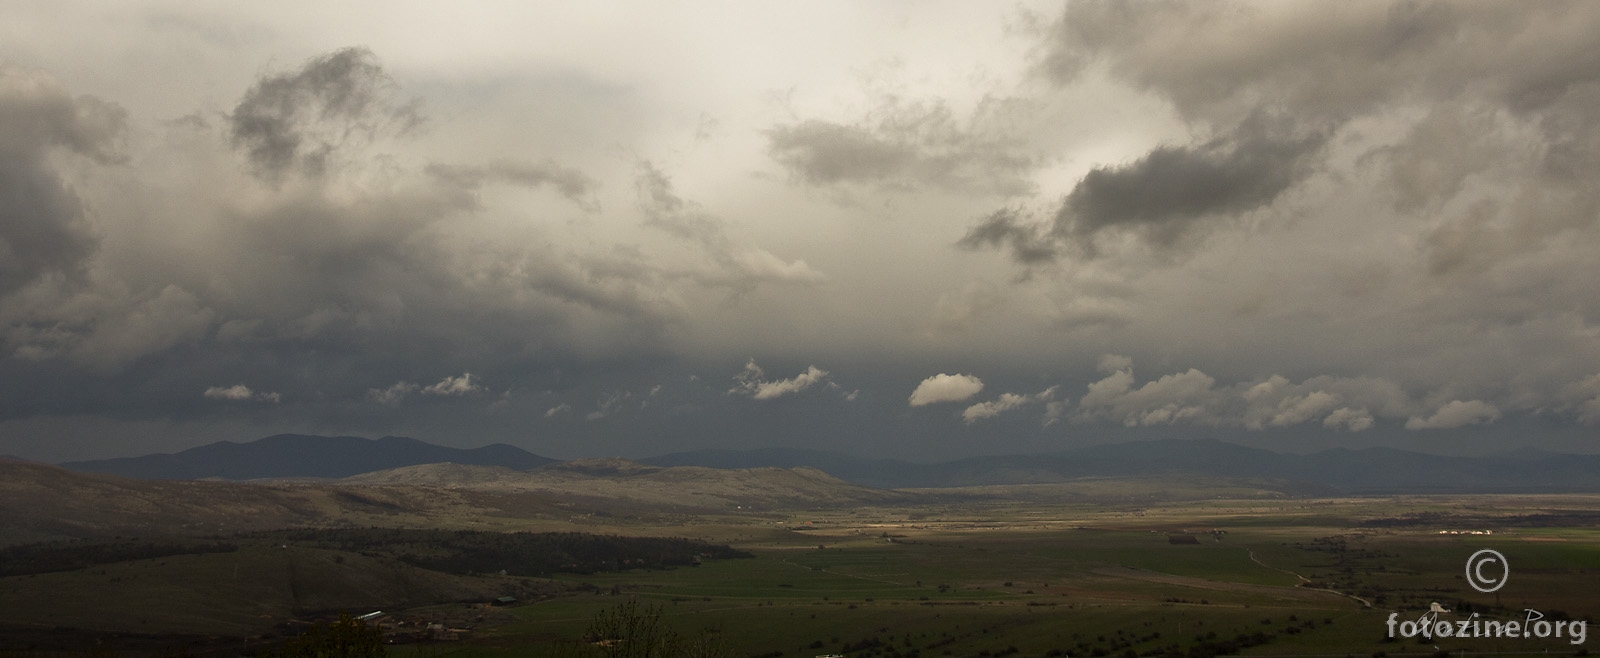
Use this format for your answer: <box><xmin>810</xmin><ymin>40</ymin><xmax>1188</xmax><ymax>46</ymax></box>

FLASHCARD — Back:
<box><xmin>3</xmin><ymin>494</ymin><xmax>1597</xmax><ymax>656</ymax></box>
<box><xmin>420</xmin><ymin>496</ymin><xmax>1600</xmax><ymax>657</ymax></box>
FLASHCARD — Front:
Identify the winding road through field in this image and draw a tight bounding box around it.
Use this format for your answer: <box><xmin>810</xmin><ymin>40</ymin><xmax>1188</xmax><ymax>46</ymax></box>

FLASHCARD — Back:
<box><xmin>1244</xmin><ymin>548</ymin><xmax>1373</xmax><ymax>609</ymax></box>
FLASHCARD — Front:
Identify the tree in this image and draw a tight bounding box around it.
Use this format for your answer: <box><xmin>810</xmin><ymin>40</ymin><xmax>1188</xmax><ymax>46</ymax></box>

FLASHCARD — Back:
<box><xmin>571</xmin><ymin>599</ymin><xmax>729</xmax><ymax>658</ymax></box>
<box><xmin>269</xmin><ymin>612</ymin><xmax>386</xmax><ymax>658</ymax></box>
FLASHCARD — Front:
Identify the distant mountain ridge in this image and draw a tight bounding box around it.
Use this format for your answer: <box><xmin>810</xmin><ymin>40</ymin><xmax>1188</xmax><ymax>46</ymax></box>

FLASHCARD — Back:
<box><xmin>60</xmin><ymin>434</ymin><xmax>555</xmax><ymax>480</ymax></box>
<box><xmin>643</xmin><ymin>439</ymin><xmax>1600</xmax><ymax>493</ymax></box>
<box><xmin>54</xmin><ymin>435</ymin><xmax>1600</xmax><ymax>493</ymax></box>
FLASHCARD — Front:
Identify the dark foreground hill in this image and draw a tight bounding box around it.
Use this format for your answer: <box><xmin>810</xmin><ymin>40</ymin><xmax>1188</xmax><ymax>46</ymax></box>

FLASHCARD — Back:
<box><xmin>60</xmin><ymin>433</ymin><xmax>554</xmax><ymax>480</ymax></box>
<box><xmin>645</xmin><ymin>439</ymin><xmax>1600</xmax><ymax>493</ymax></box>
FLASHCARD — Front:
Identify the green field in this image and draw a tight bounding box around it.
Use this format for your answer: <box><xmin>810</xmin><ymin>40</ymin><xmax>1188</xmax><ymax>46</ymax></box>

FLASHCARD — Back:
<box><xmin>469</xmin><ymin>496</ymin><xmax>1600</xmax><ymax>657</ymax></box>
<box><xmin>3</xmin><ymin>495</ymin><xmax>1598</xmax><ymax>657</ymax></box>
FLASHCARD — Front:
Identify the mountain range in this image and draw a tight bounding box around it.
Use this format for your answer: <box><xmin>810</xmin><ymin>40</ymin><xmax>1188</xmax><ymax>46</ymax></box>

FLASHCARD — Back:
<box><xmin>61</xmin><ymin>434</ymin><xmax>555</xmax><ymax>480</ymax></box>
<box><xmin>55</xmin><ymin>435</ymin><xmax>1600</xmax><ymax>493</ymax></box>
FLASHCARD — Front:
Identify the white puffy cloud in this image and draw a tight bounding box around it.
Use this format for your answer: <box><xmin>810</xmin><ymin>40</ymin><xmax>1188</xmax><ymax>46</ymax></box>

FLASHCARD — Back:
<box><xmin>908</xmin><ymin>373</ymin><xmax>985</xmax><ymax>406</ymax></box>
<box><xmin>1323</xmin><ymin>407</ymin><xmax>1374</xmax><ymax>432</ymax></box>
<box><xmin>544</xmin><ymin>402</ymin><xmax>572</xmax><ymax>418</ymax></box>
<box><xmin>728</xmin><ymin>360</ymin><xmax>830</xmax><ymax>400</ymax></box>
<box><xmin>961</xmin><ymin>386</ymin><xmax>1058</xmax><ymax>425</ymax></box>
<box><xmin>1075</xmin><ymin>357</ymin><xmax>1414</xmax><ymax>432</ymax></box>
<box><xmin>203</xmin><ymin>385</ymin><xmax>252</xmax><ymax>401</ymax></box>
<box><xmin>1267</xmin><ymin>391</ymin><xmax>1340</xmax><ymax>428</ymax></box>
<box><xmin>1076</xmin><ymin>363</ymin><xmax>1220</xmax><ymax>427</ymax></box>
<box><xmin>422</xmin><ymin>372</ymin><xmax>482</xmax><ymax>396</ymax></box>
<box><xmin>203</xmin><ymin>384</ymin><xmax>279</xmax><ymax>403</ymax></box>
<box><xmin>367</xmin><ymin>381</ymin><xmax>419</xmax><ymax>406</ymax></box>
<box><xmin>1405</xmin><ymin>400</ymin><xmax>1501</xmax><ymax>430</ymax></box>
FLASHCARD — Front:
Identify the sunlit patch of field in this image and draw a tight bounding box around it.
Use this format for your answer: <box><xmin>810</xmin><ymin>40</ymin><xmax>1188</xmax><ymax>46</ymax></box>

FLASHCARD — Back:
<box><xmin>4</xmin><ymin>489</ymin><xmax>1597</xmax><ymax>656</ymax></box>
<box><xmin>374</xmin><ymin>494</ymin><xmax>1589</xmax><ymax>657</ymax></box>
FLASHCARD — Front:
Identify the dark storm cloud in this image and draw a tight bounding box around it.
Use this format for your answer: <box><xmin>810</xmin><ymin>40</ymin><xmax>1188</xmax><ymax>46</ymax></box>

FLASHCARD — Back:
<box><xmin>199</xmin><ymin>177</ymin><xmax>676</xmax><ymax>363</ymax></box>
<box><xmin>229</xmin><ymin>47</ymin><xmax>421</xmax><ymax>181</ymax></box>
<box><xmin>0</xmin><ymin>64</ymin><xmax>126</xmax><ymax>295</ymax></box>
<box><xmin>955</xmin><ymin>208</ymin><xmax>1057</xmax><ymax>264</ymax></box>
<box><xmin>1057</xmin><ymin>115</ymin><xmax>1326</xmax><ymax>243</ymax></box>
<box><xmin>1040</xmin><ymin>1</ymin><xmax>1600</xmax><ymax>123</ymax></box>
<box><xmin>765</xmin><ymin>97</ymin><xmax>1037</xmax><ymax>195</ymax></box>
<box><xmin>1</xmin><ymin>48</ymin><xmax>684</xmax><ymax>426</ymax></box>
<box><xmin>965</xmin><ymin>1</ymin><xmax>1600</xmax><ymax>265</ymax></box>
<box><xmin>960</xmin><ymin>116</ymin><xmax>1325</xmax><ymax>262</ymax></box>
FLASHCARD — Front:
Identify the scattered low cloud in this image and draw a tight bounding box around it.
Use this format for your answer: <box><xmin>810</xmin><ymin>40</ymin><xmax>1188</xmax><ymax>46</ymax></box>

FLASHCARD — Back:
<box><xmin>1405</xmin><ymin>400</ymin><xmax>1501</xmax><ymax>430</ymax></box>
<box><xmin>203</xmin><ymin>384</ymin><xmax>279</xmax><ymax>403</ymax></box>
<box><xmin>962</xmin><ymin>386</ymin><xmax>1058</xmax><ymax>425</ymax></box>
<box><xmin>1075</xmin><ymin>356</ymin><xmax>1420</xmax><ymax>432</ymax></box>
<box><xmin>728</xmin><ymin>359</ymin><xmax>830</xmax><ymax>400</ymax></box>
<box><xmin>367</xmin><ymin>381</ymin><xmax>419</xmax><ymax>406</ymax></box>
<box><xmin>1323</xmin><ymin>407</ymin><xmax>1374</xmax><ymax>432</ymax></box>
<box><xmin>422</xmin><ymin>372</ymin><xmax>481</xmax><ymax>396</ymax></box>
<box><xmin>908</xmin><ymin>373</ymin><xmax>985</xmax><ymax>406</ymax></box>
<box><xmin>1077</xmin><ymin>365</ymin><xmax>1217</xmax><ymax>427</ymax></box>
<box><xmin>587</xmin><ymin>390</ymin><xmax>633</xmax><ymax>420</ymax></box>
<box><xmin>544</xmin><ymin>402</ymin><xmax>572</xmax><ymax>418</ymax></box>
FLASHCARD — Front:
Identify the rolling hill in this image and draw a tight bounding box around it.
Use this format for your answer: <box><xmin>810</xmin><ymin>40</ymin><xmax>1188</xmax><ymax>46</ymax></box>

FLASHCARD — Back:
<box><xmin>340</xmin><ymin>458</ymin><xmax>911</xmax><ymax>508</ymax></box>
<box><xmin>2</xmin><ymin>457</ymin><xmax>910</xmax><ymax>546</ymax></box>
<box><xmin>645</xmin><ymin>439</ymin><xmax>1600</xmax><ymax>493</ymax></box>
<box><xmin>1</xmin><ymin>460</ymin><xmax>347</xmax><ymax>545</ymax></box>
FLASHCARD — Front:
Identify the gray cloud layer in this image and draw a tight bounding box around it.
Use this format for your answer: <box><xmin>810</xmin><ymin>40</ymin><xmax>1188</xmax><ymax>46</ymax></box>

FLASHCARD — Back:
<box><xmin>967</xmin><ymin>0</ymin><xmax>1600</xmax><ymax>264</ymax></box>
<box><xmin>229</xmin><ymin>47</ymin><xmax>421</xmax><ymax>182</ymax></box>
<box><xmin>0</xmin><ymin>64</ymin><xmax>125</xmax><ymax>295</ymax></box>
<box><xmin>765</xmin><ymin>96</ymin><xmax>1039</xmax><ymax>195</ymax></box>
<box><xmin>5</xmin><ymin>4</ymin><xmax>1600</xmax><ymax>461</ymax></box>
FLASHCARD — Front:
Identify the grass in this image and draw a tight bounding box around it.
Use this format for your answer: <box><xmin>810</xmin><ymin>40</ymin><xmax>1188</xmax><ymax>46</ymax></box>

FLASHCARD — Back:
<box><xmin>440</xmin><ymin>495</ymin><xmax>1600</xmax><ymax>657</ymax></box>
<box><xmin>5</xmin><ymin>494</ymin><xmax>1599</xmax><ymax>656</ymax></box>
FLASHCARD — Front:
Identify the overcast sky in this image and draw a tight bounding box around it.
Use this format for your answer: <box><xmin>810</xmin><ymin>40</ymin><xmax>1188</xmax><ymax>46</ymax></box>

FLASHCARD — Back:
<box><xmin>4</xmin><ymin>1</ymin><xmax>1600</xmax><ymax>462</ymax></box>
